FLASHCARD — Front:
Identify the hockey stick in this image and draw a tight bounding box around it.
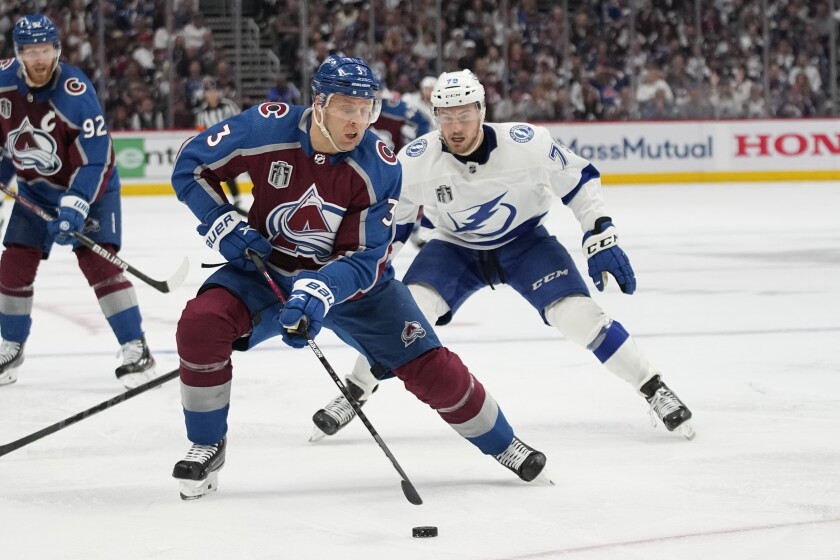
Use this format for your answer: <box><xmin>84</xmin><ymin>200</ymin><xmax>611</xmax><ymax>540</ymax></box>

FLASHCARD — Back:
<box><xmin>0</xmin><ymin>368</ymin><xmax>179</xmax><ymax>458</ymax></box>
<box><xmin>0</xmin><ymin>184</ymin><xmax>189</xmax><ymax>293</ymax></box>
<box><xmin>247</xmin><ymin>250</ymin><xmax>423</xmax><ymax>506</ymax></box>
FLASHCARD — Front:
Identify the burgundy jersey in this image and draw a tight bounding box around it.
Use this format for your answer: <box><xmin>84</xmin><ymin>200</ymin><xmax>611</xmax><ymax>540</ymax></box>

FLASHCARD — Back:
<box><xmin>0</xmin><ymin>58</ymin><xmax>117</xmax><ymax>206</ymax></box>
<box><xmin>172</xmin><ymin>103</ymin><xmax>403</xmax><ymax>304</ymax></box>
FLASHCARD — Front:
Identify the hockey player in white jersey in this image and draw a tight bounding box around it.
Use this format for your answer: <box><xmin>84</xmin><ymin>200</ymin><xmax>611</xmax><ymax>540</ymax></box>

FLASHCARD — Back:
<box><xmin>311</xmin><ymin>69</ymin><xmax>695</xmax><ymax>441</ymax></box>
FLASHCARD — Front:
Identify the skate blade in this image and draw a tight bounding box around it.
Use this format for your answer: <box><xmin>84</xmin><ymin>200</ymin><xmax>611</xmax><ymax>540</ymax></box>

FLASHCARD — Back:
<box><xmin>679</xmin><ymin>422</ymin><xmax>696</xmax><ymax>441</ymax></box>
<box><xmin>309</xmin><ymin>426</ymin><xmax>328</xmax><ymax>443</ymax></box>
<box><xmin>531</xmin><ymin>469</ymin><xmax>555</xmax><ymax>486</ymax></box>
<box><xmin>178</xmin><ymin>472</ymin><xmax>219</xmax><ymax>500</ymax></box>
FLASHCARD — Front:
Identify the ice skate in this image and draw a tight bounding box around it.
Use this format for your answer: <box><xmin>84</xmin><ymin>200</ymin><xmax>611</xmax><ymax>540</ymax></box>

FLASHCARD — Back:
<box><xmin>172</xmin><ymin>438</ymin><xmax>226</xmax><ymax>500</ymax></box>
<box><xmin>494</xmin><ymin>436</ymin><xmax>551</xmax><ymax>484</ymax></box>
<box><xmin>641</xmin><ymin>375</ymin><xmax>695</xmax><ymax>440</ymax></box>
<box><xmin>115</xmin><ymin>337</ymin><xmax>156</xmax><ymax>389</ymax></box>
<box><xmin>310</xmin><ymin>379</ymin><xmax>367</xmax><ymax>442</ymax></box>
<box><xmin>0</xmin><ymin>340</ymin><xmax>24</xmax><ymax>386</ymax></box>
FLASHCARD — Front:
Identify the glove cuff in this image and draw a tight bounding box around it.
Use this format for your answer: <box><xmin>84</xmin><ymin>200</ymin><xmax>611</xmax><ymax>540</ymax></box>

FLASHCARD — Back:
<box><xmin>292</xmin><ymin>277</ymin><xmax>334</xmax><ymax>315</ymax></box>
<box><xmin>60</xmin><ymin>195</ymin><xmax>90</xmax><ymax>219</ymax></box>
<box><xmin>203</xmin><ymin>209</ymin><xmax>242</xmax><ymax>251</ymax></box>
<box><xmin>583</xmin><ymin>224</ymin><xmax>618</xmax><ymax>257</ymax></box>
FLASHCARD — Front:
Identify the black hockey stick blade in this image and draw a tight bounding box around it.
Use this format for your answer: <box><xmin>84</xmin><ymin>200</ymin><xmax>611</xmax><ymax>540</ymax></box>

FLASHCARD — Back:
<box><xmin>401</xmin><ymin>480</ymin><xmax>423</xmax><ymax>505</ymax></box>
<box><xmin>0</xmin><ymin>368</ymin><xmax>179</xmax><ymax>458</ymax></box>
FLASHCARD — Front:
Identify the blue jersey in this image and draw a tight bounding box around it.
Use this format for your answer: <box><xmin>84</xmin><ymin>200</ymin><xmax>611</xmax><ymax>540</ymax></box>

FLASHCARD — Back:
<box><xmin>171</xmin><ymin>102</ymin><xmax>403</xmax><ymax>304</ymax></box>
<box><xmin>0</xmin><ymin>58</ymin><xmax>118</xmax><ymax>207</ymax></box>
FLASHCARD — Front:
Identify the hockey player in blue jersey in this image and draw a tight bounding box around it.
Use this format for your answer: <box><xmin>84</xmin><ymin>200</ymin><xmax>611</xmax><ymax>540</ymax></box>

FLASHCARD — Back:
<box><xmin>0</xmin><ymin>15</ymin><xmax>155</xmax><ymax>388</ymax></box>
<box><xmin>311</xmin><ymin>70</ymin><xmax>695</xmax><ymax>441</ymax></box>
<box><xmin>370</xmin><ymin>88</ymin><xmax>434</xmax><ymax>153</ymax></box>
<box><xmin>169</xmin><ymin>56</ymin><xmax>548</xmax><ymax>500</ymax></box>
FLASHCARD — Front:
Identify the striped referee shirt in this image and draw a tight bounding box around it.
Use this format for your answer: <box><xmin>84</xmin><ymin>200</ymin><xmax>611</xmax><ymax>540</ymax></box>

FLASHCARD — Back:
<box><xmin>195</xmin><ymin>98</ymin><xmax>241</xmax><ymax>130</ymax></box>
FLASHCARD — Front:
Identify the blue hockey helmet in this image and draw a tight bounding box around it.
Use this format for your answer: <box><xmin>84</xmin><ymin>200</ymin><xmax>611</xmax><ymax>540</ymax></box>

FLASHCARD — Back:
<box><xmin>311</xmin><ymin>56</ymin><xmax>381</xmax><ymax>124</ymax></box>
<box><xmin>13</xmin><ymin>14</ymin><xmax>61</xmax><ymax>51</ymax></box>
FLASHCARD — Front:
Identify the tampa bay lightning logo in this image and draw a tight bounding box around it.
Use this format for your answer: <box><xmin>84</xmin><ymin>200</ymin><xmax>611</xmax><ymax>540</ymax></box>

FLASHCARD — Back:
<box><xmin>7</xmin><ymin>117</ymin><xmax>62</xmax><ymax>175</ymax></box>
<box><xmin>445</xmin><ymin>192</ymin><xmax>516</xmax><ymax>237</ymax></box>
<box><xmin>510</xmin><ymin>125</ymin><xmax>535</xmax><ymax>143</ymax></box>
<box><xmin>404</xmin><ymin>139</ymin><xmax>427</xmax><ymax>157</ymax></box>
<box><xmin>265</xmin><ymin>185</ymin><xmax>345</xmax><ymax>263</ymax></box>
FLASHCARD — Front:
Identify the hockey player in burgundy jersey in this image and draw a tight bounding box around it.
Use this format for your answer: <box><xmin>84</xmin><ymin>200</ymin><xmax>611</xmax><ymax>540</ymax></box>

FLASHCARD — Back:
<box><xmin>310</xmin><ymin>70</ymin><xmax>694</xmax><ymax>442</ymax></box>
<box><xmin>169</xmin><ymin>56</ymin><xmax>548</xmax><ymax>500</ymax></box>
<box><xmin>0</xmin><ymin>15</ymin><xmax>155</xmax><ymax>388</ymax></box>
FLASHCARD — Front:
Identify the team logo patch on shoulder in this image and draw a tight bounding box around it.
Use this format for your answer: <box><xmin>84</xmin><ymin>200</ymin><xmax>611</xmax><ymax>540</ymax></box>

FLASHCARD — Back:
<box><xmin>510</xmin><ymin>124</ymin><xmax>535</xmax><ymax>143</ymax></box>
<box><xmin>0</xmin><ymin>58</ymin><xmax>14</xmax><ymax>71</ymax></box>
<box><xmin>0</xmin><ymin>98</ymin><xmax>10</xmax><ymax>119</ymax></box>
<box><xmin>64</xmin><ymin>78</ymin><xmax>87</xmax><ymax>96</ymax></box>
<box><xmin>258</xmin><ymin>102</ymin><xmax>289</xmax><ymax>118</ymax></box>
<box><xmin>405</xmin><ymin>139</ymin><xmax>427</xmax><ymax>157</ymax></box>
<box><xmin>401</xmin><ymin>321</ymin><xmax>427</xmax><ymax>347</ymax></box>
<box><xmin>376</xmin><ymin>140</ymin><xmax>398</xmax><ymax>165</ymax></box>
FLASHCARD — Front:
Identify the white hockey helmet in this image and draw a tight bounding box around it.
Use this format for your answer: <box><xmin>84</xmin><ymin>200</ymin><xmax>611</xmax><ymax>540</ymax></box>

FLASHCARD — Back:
<box><xmin>430</xmin><ymin>70</ymin><xmax>486</xmax><ymax>111</ymax></box>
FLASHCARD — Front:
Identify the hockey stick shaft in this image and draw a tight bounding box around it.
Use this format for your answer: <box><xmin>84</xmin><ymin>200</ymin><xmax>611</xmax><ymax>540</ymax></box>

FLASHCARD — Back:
<box><xmin>248</xmin><ymin>251</ymin><xmax>423</xmax><ymax>505</ymax></box>
<box><xmin>0</xmin><ymin>368</ymin><xmax>179</xmax><ymax>458</ymax></box>
<box><xmin>0</xmin><ymin>184</ymin><xmax>188</xmax><ymax>293</ymax></box>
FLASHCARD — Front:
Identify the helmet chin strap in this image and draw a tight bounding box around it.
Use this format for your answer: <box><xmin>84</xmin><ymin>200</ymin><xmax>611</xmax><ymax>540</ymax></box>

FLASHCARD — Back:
<box><xmin>313</xmin><ymin>95</ymin><xmax>348</xmax><ymax>153</ymax></box>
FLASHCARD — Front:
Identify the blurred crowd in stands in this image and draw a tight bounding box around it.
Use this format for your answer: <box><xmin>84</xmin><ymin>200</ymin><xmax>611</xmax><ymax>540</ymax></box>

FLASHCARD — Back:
<box><xmin>1</xmin><ymin>0</ymin><xmax>835</xmax><ymax>131</ymax></box>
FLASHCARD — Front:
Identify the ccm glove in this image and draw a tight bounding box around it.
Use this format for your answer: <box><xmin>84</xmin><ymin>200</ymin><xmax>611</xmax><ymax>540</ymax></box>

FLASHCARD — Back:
<box><xmin>582</xmin><ymin>217</ymin><xmax>636</xmax><ymax>294</ymax></box>
<box><xmin>277</xmin><ymin>271</ymin><xmax>335</xmax><ymax>348</ymax></box>
<box><xmin>48</xmin><ymin>195</ymin><xmax>90</xmax><ymax>245</ymax></box>
<box><xmin>198</xmin><ymin>204</ymin><xmax>271</xmax><ymax>270</ymax></box>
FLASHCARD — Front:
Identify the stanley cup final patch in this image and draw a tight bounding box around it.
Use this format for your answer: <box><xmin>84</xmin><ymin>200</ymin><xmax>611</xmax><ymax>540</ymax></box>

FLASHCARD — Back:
<box><xmin>401</xmin><ymin>321</ymin><xmax>427</xmax><ymax>347</ymax></box>
<box><xmin>268</xmin><ymin>161</ymin><xmax>293</xmax><ymax>188</ymax></box>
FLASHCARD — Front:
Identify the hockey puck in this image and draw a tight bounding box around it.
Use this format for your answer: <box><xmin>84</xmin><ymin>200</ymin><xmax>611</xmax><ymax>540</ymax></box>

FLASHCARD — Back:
<box><xmin>412</xmin><ymin>526</ymin><xmax>438</xmax><ymax>538</ymax></box>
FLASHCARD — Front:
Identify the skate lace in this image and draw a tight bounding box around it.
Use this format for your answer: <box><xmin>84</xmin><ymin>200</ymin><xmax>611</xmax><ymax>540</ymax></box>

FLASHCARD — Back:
<box><xmin>0</xmin><ymin>340</ymin><xmax>22</xmax><ymax>365</ymax></box>
<box><xmin>183</xmin><ymin>443</ymin><xmax>220</xmax><ymax>464</ymax></box>
<box><xmin>117</xmin><ymin>339</ymin><xmax>144</xmax><ymax>365</ymax></box>
<box><xmin>494</xmin><ymin>437</ymin><xmax>531</xmax><ymax>470</ymax></box>
<box><xmin>648</xmin><ymin>387</ymin><xmax>681</xmax><ymax>426</ymax></box>
<box><xmin>324</xmin><ymin>395</ymin><xmax>357</xmax><ymax>425</ymax></box>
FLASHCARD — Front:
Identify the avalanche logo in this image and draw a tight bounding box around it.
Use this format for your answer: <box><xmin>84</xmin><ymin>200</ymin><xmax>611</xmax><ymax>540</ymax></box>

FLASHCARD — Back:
<box><xmin>64</xmin><ymin>78</ymin><xmax>87</xmax><ymax>95</ymax></box>
<box><xmin>404</xmin><ymin>139</ymin><xmax>427</xmax><ymax>157</ymax></box>
<box><xmin>258</xmin><ymin>102</ymin><xmax>289</xmax><ymax>119</ymax></box>
<box><xmin>0</xmin><ymin>58</ymin><xmax>13</xmax><ymax>71</ymax></box>
<box><xmin>401</xmin><ymin>321</ymin><xmax>426</xmax><ymax>347</ymax></box>
<box><xmin>510</xmin><ymin>125</ymin><xmax>534</xmax><ymax>143</ymax></box>
<box><xmin>7</xmin><ymin>117</ymin><xmax>62</xmax><ymax>175</ymax></box>
<box><xmin>265</xmin><ymin>185</ymin><xmax>344</xmax><ymax>263</ymax></box>
<box><xmin>376</xmin><ymin>141</ymin><xmax>398</xmax><ymax>165</ymax></box>
<box><xmin>445</xmin><ymin>192</ymin><xmax>516</xmax><ymax>237</ymax></box>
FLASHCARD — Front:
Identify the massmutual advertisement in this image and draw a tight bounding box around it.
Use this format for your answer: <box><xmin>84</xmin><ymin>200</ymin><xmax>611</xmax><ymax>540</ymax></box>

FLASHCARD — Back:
<box><xmin>112</xmin><ymin>119</ymin><xmax>840</xmax><ymax>194</ymax></box>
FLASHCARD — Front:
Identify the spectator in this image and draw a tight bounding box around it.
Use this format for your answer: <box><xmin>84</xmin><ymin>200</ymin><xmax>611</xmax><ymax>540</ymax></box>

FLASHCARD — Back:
<box><xmin>130</xmin><ymin>95</ymin><xmax>165</xmax><ymax>130</ymax></box>
<box><xmin>267</xmin><ymin>74</ymin><xmax>302</xmax><ymax>104</ymax></box>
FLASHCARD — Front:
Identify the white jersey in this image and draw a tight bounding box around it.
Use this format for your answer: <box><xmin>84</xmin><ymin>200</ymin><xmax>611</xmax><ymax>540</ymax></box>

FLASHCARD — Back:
<box><xmin>395</xmin><ymin>122</ymin><xmax>608</xmax><ymax>250</ymax></box>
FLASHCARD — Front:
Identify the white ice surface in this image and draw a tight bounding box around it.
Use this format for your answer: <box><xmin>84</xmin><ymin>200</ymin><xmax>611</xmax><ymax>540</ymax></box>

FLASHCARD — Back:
<box><xmin>1</xmin><ymin>182</ymin><xmax>838</xmax><ymax>559</ymax></box>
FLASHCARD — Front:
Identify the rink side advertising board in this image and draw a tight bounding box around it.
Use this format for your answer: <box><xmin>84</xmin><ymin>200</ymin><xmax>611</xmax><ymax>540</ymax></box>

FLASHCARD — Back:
<box><xmin>106</xmin><ymin>120</ymin><xmax>840</xmax><ymax>195</ymax></box>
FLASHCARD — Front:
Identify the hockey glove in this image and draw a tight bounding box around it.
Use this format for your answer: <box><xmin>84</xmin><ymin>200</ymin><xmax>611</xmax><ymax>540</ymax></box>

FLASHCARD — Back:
<box><xmin>48</xmin><ymin>195</ymin><xmax>90</xmax><ymax>245</ymax></box>
<box><xmin>582</xmin><ymin>217</ymin><xmax>636</xmax><ymax>294</ymax></box>
<box><xmin>198</xmin><ymin>204</ymin><xmax>271</xmax><ymax>270</ymax></box>
<box><xmin>277</xmin><ymin>271</ymin><xmax>335</xmax><ymax>348</ymax></box>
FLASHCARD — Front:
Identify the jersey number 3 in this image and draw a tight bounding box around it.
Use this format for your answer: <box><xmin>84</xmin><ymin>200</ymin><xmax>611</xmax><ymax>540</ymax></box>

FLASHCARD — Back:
<box><xmin>207</xmin><ymin>124</ymin><xmax>232</xmax><ymax>147</ymax></box>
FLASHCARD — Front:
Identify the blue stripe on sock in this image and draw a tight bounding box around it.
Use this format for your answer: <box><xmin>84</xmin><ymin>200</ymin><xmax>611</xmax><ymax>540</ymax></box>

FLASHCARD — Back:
<box><xmin>106</xmin><ymin>307</ymin><xmax>144</xmax><ymax>344</ymax></box>
<box><xmin>184</xmin><ymin>405</ymin><xmax>229</xmax><ymax>445</ymax></box>
<box><xmin>466</xmin><ymin>408</ymin><xmax>514</xmax><ymax>455</ymax></box>
<box><xmin>590</xmin><ymin>320</ymin><xmax>629</xmax><ymax>363</ymax></box>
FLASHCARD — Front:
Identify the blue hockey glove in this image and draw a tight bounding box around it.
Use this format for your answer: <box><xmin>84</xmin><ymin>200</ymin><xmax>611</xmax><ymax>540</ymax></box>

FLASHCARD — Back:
<box><xmin>582</xmin><ymin>217</ymin><xmax>636</xmax><ymax>294</ymax></box>
<box><xmin>277</xmin><ymin>271</ymin><xmax>335</xmax><ymax>348</ymax></box>
<box><xmin>48</xmin><ymin>195</ymin><xmax>89</xmax><ymax>245</ymax></box>
<box><xmin>198</xmin><ymin>204</ymin><xmax>271</xmax><ymax>270</ymax></box>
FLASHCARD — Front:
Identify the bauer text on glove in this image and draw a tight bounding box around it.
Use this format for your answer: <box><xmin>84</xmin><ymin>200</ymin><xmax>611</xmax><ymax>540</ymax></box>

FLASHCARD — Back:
<box><xmin>277</xmin><ymin>272</ymin><xmax>334</xmax><ymax>348</ymax></box>
<box><xmin>198</xmin><ymin>204</ymin><xmax>271</xmax><ymax>270</ymax></box>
